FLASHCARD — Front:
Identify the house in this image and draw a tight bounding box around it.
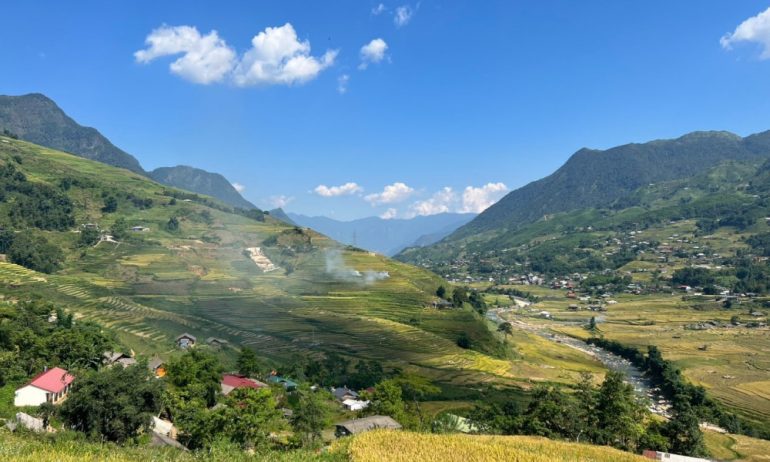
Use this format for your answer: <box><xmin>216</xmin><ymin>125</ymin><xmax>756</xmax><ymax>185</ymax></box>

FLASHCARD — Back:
<box><xmin>206</xmin><ymin>337</ymin><xmax>229</xmax><ymax>349</ymax></box>
<box><xmin>567</xmin><ymin>304</ymin><xmax>580</xmax><ymax>311</ymax></box>
<box><xmin>432</xmin><ymin>299</ymin><xmax>454</xmax><ymax>309</ymax></box>
<box><xmin>175</xmin><ymin>333</ymin><xmax>196</xmax><ymax>349</ymax></box>
<box><xmin>332</xmin><ymin>386</ymin><xmax>359</xmax><ymax>402</ymax></box>
<box><xmin>221</xmin><ymin>374</ymin><xmax>267</xmax><ymax>396</ymax></box>
<box><xmin>342</xmin><ymin>398</ymin><xmax>369</xmax><ymax>411</ymax></box>
<box><xmin>335</xmin><ymin>415</ymin><xmax>401</xmax><ymax>437</ymax></box>
<box><xmin>148</xmin><ymin>357</ymin><xmax>166</xmax><ymax>378</ymax></box>
<box><xmin>267</xmin><ymin>375</ymin><xmax>298</xmax><ymax>391</ymax></box>
<box><xmin>103</xmin><ymin>351</ymin><xmax>136</xmax><ymax>368</ymax></box>
<box><xmin>641</xmin><ymin>450</ymin><xmax>710</xmax><ymax>462</ymax></box>
<box><xmin>14</xmin><ymin>367</ymin><xmax>75</xmax><ymax>407</ymax></box>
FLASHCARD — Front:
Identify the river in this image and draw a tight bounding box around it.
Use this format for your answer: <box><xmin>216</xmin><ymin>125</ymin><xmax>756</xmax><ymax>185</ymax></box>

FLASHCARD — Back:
<box><xmin>487</xmin><ymin>307</ymin><xmax>671</xmax><ymax>417</ymax></box>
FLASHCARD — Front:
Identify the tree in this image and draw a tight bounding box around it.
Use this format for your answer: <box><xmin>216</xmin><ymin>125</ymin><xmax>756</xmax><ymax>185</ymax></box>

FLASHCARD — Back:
<box><xmin>291</xmin><ymin>386</ymin><xmax>331</xmax><ymax>447</ymax></box>
<box><xmin>362</xmin><ymin>379</ymin><xmax>416</xmax><ymax>428</ymax></box>
<box><xmin>236</xmin><ymin>347</ymin><xmax>263</xmax><ymax>377</ymax></box>
<box><xmin>220</xmin><ymin>387</ymin><xmax>286</xmax><ymax>450</ymax></box>
<box><xmin>520</xmin><ymin>386</ymin><xmax>578</xmax><ymax>439</ymax></box>
<box><xmin>452</xmin><ymin>287</ymin><xmax>469</xmax><ymax>308</ymax></box>
<box><xmin>436</xmin><ymin>285</ymin><xmax>447</xmax><ymax>299</ymax></box>
<box><xmin>111</xmin><ymin>217</ymin><xmax>129</xmax><ymax>240</ymax></box>
<box><xmin>166</xmin><ymin>349</ymin><xmax>223</xmax><ymax>407</ymax></box>
<box><xmin>574</xmin><ymin>372</ymin><xmax>598</xmax><ymax>443</ymax></box>
<box><xmin>166</xmin><ymin>216</ymin><xmax>180</xmax><ymax>232</ymax></box>
<box><xmin>8</xmin><ymin>233</ymin><xmax>63</xmax><ymax>274</ymax></box>
<box><xmin>46</xmin><ymin>321</ymin><xmax>113</xmax><ymax>369</ymax></box>
<box><xmin>497</xmin><ymin>322</ymin><xmax>513</xmax><ymax>340</ymax></box>
<box><xmin>78</xmin><ymin>226</ymin><xmax>100</xmax><ymax>247</ymax></box>
<box><xmin>594</xmin><ymin>371</ymin><xmax>646</xmax><ymax>451</ymax></box>
<box><xmin>0</xmin><ymin>228</ymin><xmax>14</xmax><ymax>253</ymax></box>
<box><xmin>665</xmin><ymin>402</ymin><xmax>706</xmax><ymax>457</ymax></box>
<box><xmin>588</xmin><ymin>316</ymin><xmax>597</xmax><ymax>331</ymax></box>
<box><xmin>101</xmin><ymin>195</ymin><xmax>118</xmax><ymax>213</ymax></box>
<box><xmin>60</xmin><ymin>365</ymin><xmax>163</xmax><ymax>443</ymax></box>
<box><xmin>456</xmin><ymin>332</ymin><xmax>471</xmax><ymax>349</ymax></box>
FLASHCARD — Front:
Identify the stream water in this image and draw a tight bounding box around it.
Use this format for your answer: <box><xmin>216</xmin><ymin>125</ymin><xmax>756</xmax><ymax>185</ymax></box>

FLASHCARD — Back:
<box><xmin>487</xmin><ymin>308</ymin><xmax>671</xmax><ymax>417</ymax></box>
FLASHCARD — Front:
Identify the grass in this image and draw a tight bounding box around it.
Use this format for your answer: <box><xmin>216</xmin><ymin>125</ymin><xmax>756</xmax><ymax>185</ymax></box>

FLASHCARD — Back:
<box><xmin>340</xmin><ymin>430</ymin><xmax>649</xmax><ymax>462</ymax></box>
<box><xmin>0</xmin><ymin>137</ymin><xmax>526</xmax><ymax>394</ymax></box>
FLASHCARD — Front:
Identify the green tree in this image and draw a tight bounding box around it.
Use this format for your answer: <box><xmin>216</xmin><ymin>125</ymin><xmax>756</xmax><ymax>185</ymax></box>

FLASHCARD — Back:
<box><xmin>101</xmin><ymin>195</ymin><xmax>118</xmax><ymax>213</ymax></box>
<box><xmin>166</xmin><ymin>349</ymin><xmax>223</xmax><ymax>407</ymax></box>
<box><xmin>111</xmin><ymin>217</ymin><xmax>129</xmax><ymax>240</ymax></box>
<box><xmin>46</xmin><ymin>321</ymin><xmax>113</xmax><ymax>369</ymax></box>
<box><xmin>78</xmin><ymin>226</ymin><xmax>100</xmax><ymax>247</ymax></box>
<box><xmin>166</xmin><ymin>216</ymin><xmax>180</xmax><ymax>232</ymax></box>
<box><xmin>451</xmin><ymin>287</ymin><xmax>469</xmax><ymax>307</ymax></box>
<box><xmin>236</xmin><ymin>347</ymin><xmax>263</xmax><ymax>377</ymax></box>
<box><xmin>220</xmin><ymin>387</ymin><xmax>286</xmax><ymax>450</ymax></box>
<box><xmin>588</xmin><ymin>316</ymin><xmax>597</xmax><ymax>331</ymax></box>
<box><xmin>0</xmin><ymin>228</ymin><xmax>14</xmax><ymax>253</ymax></box>
<box><xmin>60</xmin><ymin>365</ymin><xmax>163</xmax><ymax>443</ymax></box>
<box><xmin>362</xmin><ymin>379</ymin><xmax>415</xmax><ymax>428</ymax></box>
<box><xmin>436</xmin><ymin>285</ymin><xmax>447</xmax><ymax>299</ymax></box>
<box><xmin>665</xmin><ymin>402</ymin><xmax>706</xmax><ymax>457</ymax></box>
<box><xmin>595</xmin><ymin>371</ymin><xmax>646</xmax><ymax>451</ymax></box>
<box><xmin>291</xmin><ymin>386</ymin><xmax>331</xmax><ymax>448</ymax></box>
<box><xmin>574</xmin><ymin>372</ymin><xmax>598</xmax><ymax>443</ymax></box>
<box><xmin>497</xmin><ymin>322</ymin><xmax>513</xmax><ymax>340</ymax></box>
<box><xmin>8</xmin><ymin>233</ymin><xmax>63</xmax><ymax>273</ymax></box>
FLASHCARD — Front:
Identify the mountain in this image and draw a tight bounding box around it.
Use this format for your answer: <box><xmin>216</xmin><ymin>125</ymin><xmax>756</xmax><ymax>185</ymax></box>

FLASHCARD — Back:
<box><xmin>149</xmin><ymin>165</ymin><xmax>257</xmax><ymax>210</ymax></box>
<box><xmin>399</xmin><ymin>130</ymin><xmax>770</xmax><ymax>264</ymax></box>
<box><xmin>0</xmin><ymin>134</ymin><xmax>511</xmax><ymax>387</ymax></box>
<box><xmin>287</xmin><ymin>212</ymin><xmax>477</xmax><ymax>256</ymax></box>
<box><xmin>0</xmin><ymin>93</ymin><xmax>257</xmax><ymax>210</ymax></box>
<box><xmin>268</xmin><ymin>207</ymin><xmax>296</xmax><ymax>225</ymax></box>
<box><xmin>0</xmin><ymin>93</ymin><xmax>144</xmax><ymax>173</ymax></box>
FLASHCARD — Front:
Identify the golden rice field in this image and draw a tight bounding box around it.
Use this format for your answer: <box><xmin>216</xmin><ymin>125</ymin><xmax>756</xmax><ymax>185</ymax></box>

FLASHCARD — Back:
<box><xmin>341</xmin><ymin>430</ymin><xmax>648</xmax><ymax>462</ymax></box>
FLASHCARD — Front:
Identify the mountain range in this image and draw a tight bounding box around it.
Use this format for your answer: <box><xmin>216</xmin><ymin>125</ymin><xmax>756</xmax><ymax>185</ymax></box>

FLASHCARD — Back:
<box><xmin>287</xmin><ymin>212</ymin><xmax>476</xmax><ymax>256</ymax></box>
<box><xmin>0</xmin><ymin>93</ymin><xmax>257</xmax><ymax>210</ymax></box>
<box><xmin>398</xmin><ymin>130</ymin><xmax>770</xmax><ymax>264</ymax></box>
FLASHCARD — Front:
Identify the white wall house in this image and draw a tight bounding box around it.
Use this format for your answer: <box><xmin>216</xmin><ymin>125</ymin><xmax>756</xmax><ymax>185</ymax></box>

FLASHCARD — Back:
<box><xmin>14</xmin><ymin>367</ymin><xmax>75</xmax><ymax>407</ymax></box>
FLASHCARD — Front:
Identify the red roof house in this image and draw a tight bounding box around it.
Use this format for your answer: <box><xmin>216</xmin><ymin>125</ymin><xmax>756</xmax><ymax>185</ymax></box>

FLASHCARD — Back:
<box><xmin>15</xmin><ymin>367</ymin><xmax>75</xmax><ymax>407</ymax></box>
<box><xmin>220</xmin><ymin>374</ymin><xmax>267</xmax><ymax>396</ymax></box>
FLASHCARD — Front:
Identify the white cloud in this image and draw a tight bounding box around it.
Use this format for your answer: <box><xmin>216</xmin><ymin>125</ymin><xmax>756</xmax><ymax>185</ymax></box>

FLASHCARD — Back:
<box><xmin>408</xmin><ymin>187</ymin><xmax>456</xmax><ymax>217</ymax></box>
<box><xmin>359</xmin><ymin>38</ymin><xmax>388</xmax><ymax>69</ymax></box>
<box><xmin>365</xmin><ymin>182</ymin><xmax>414</xmax><ymax>205</ymax></box>
<box><xmin>460</xmin><ymin>182</ymin><xmax>508</xmax><ymax>213</ymax></box>
<box><xmin>134</xmin><ymin>25</ymin><xmax>236</xmax><ymax>84</ymax></box>
<box><xmin>231</xmin><ymin>182</ymin><xmax>245</xmax><ymax>193</ymax></box>
<box><xmin>372</xmin><ymin>3</ymin><xmax>386</xmax><ymax>15</ymax></box>
<box><xmin>135</xmin><ymin>23</ymin><xmax>336</xmax><ymax>86</ymax></box>
<box><xmin>721</xmin><ymin>7</ymin><xmax>770</xmax><ymax>59</ymax></box>
<box><xmin>234</xmin><ymin>23</ymin><xmax>337</xmax><ymax>86</ymax></box>
<box><xmin>380</xmin><ymin>208</ymin><xmax>398</xmax><ymax>219</ymax></box>
<box><xmin>314</xmin><ymin>182</ymin><xmax>363</xmax><ymax>197</ymax></box>
<box><xmin>267</xmin><ymin>195</ymin><xmax>293</xmax><ymax>208</ymax></box>
<box><xmin>337</xmin><ymin>74</ymin><xmax>350</xmax><ymax>94</ymax></box>
<box><xmin>394</xmin><ymin>5</ymin><xmax>414</xmax><ymax>27</ymax></box>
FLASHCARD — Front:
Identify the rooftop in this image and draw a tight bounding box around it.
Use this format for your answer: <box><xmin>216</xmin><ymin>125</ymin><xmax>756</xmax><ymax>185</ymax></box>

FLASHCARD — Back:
<box><xmin>27</xmin><ymin>367</ymin><xmax>74</xmax><ymax>393</ymax></box>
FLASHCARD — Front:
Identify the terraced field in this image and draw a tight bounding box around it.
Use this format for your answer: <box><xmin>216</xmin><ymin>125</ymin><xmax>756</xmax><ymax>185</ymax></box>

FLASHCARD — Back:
<box><xmin>497</xmin><ymin>285</ymin><xmax>770</xmax><ymax>433</ymax></box>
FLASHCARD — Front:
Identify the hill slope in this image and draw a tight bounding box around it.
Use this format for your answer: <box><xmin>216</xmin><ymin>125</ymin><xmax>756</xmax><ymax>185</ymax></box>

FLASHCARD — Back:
<box><xmin>0</xmin><ymin>135</ymin><xmax>515</xmax><ymax>387</ymax></box>
<box><xmin>0</xmin><ymin>93</ymin><xmax>257</xmax><ymax>209</ymax></box>
<box><xmin>0</xmin><ymin>93</ymin><xmax>144</xmax><ymax>173</ymax></box>
<box><xmin>149</xmin><ymin>165</ymin><xmax>257</xmax><ymax>210</ymax></box>
<box><xmin>400</xmin><ymin>130</ymin><xmax>770</xmax><ymax>264</ymax></box>
<box><xmin>288</xmin><ymin>212</ymin><xmax>476</xmax><ymax>256</ymax></box>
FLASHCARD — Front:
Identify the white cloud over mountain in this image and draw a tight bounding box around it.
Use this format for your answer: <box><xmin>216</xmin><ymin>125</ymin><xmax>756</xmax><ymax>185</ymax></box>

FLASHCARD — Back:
<box><xmin>460</xmin><ymin>182</ymin><xmax>508</xmax><ymax>213</ymax></box>
<box><xmin>135</xmin><ymin>23</ymin><xmax>336</xmax><ymax>86</ymax></box>
<box><xmin>314</xmin><ymin>182</ymin><xmax>364</xmax><ymax>197</ymax></box>
<box><xmin>231</xmin><ymin>182</ymin><xmax>245</xmax><ymax>193</ymax></box>
<box><xmin>365</xmin><ymin>182</ymin><xmax>414</xmax><ymax>205</ymax></box>
<box><xmin>406</xmin><ymin>183</ymin><xmax>508</xmax><ymax>217</ymax></box>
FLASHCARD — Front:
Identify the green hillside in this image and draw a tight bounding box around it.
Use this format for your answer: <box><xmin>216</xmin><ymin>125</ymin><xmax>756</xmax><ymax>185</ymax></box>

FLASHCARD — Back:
<box><xmin>403</xmin><ymin>130</ymin><xmax>770</xmax><ymax>266</ymax></box>
<box><xmin>0</xmin><ymin>135</ymin><xmax>517</xmax><ymax>387</ymax></box>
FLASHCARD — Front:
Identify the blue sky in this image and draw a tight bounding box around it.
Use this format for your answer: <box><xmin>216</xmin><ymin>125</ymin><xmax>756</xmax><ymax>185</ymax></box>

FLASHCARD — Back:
<box><xmin>3</xmin><ymin>1</ymin><xmax>770</xmax><ymax>220</ymax></box>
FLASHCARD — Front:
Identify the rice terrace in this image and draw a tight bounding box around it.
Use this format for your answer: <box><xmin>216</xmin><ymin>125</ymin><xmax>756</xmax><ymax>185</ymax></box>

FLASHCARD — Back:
<box><xmin>2</xmin><ymin>2</ymin><xmax>770</xmax><ymax>461</ymax></box>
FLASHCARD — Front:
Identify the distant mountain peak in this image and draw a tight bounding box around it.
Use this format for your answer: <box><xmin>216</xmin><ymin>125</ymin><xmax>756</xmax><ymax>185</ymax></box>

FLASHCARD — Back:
<box><xmin>0</xmin><ymin>92</ymin><xmax>258</xmax><ymax>210</ymax></box>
